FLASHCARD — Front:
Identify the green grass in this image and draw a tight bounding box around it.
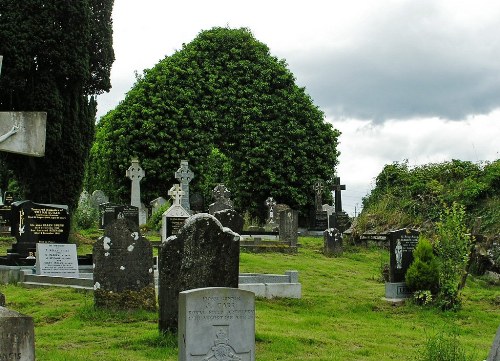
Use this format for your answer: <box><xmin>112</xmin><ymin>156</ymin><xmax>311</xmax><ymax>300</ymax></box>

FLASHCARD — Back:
<box><xmin>1</xmin><ymin>237</ymin><xmax>498</xmax><ymax>360</ymax></box>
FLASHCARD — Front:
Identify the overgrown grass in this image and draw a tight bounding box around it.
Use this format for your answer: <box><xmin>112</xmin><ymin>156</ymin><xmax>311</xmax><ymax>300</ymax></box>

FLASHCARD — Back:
<box><xmin>1</xmin><ymin>237</ymin><xmax>498</xmax><ymax>360</ymax></box>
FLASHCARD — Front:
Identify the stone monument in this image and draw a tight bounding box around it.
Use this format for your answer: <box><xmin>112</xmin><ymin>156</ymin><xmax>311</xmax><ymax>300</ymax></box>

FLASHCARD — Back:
<box><xmin>0</xmin><ymin>306</ymin><xmax>36</xmax><ymax>361</ymax></box>
<box><xmin>329</xmin><ymin>176</ymin><xmax>351</xmax><ymax>233</ymax></box>
<box><xmin>162</xmin><ymin>184</ymin><xmax>190</xmax><ymax>241</ymax></box>
<box><xmin>175</xmin><ymin>160</ymin><xmax>194</xmax><ymax>213</ymax></box>
<box><xmin>311</xmin><ymin>180</ymin><xmax>328</xmax><ymax>231</ymax></box>
<box><xmin>208</xmin><ymin>184</ymin><xmax>233</xmax><ymax>214</ymax></box>
<box><xmin>126</xmin><ymin>157</ymin><xmax>147</xmax><ymax>225</ymax></box>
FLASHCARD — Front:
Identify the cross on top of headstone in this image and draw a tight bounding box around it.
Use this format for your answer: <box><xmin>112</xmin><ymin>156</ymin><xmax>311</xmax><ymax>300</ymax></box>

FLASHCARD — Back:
<box><xmin>212</xmin><ymin>184</ymin><xmax>230</xmax><ymax>201</ymax></box>
<box><xmin>332</xmin><ymin>176</ymin><xmax>346</xmax><ymax>213</ymax></box>
<box><xmin>266</xmin><ymin>197</ymin><xmax>277</xmax><ymax>222</ymax></box>
<box><xmin>313</xmin><ymin>180</ymin><xmax>324</xmax><ymax>211</ymax></box>
<box><xmin>175</xmin><ymin>160</ymin><xmax>194</xmax><ymax>212</ymax></box>
<box><xmin>126</xmin><ymin>158</ymin><xmax>145</xmax><ymax>181</ymax></box>
<box><xmin>168</xmin><ymin>184</ymin><xmax>184</xmax><ymax>207</ymax></box>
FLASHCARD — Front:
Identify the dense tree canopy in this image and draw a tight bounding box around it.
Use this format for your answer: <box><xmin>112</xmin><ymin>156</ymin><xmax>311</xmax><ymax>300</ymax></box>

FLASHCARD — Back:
<box><xmin>87</xmin><ymin>27</ymin><xmax>340</xmax><ymax>219</ymax></box>
<box><xmin>0</xmin><ymin>0</ymin><xmax>114</xmax><ymax>209</ymax></box>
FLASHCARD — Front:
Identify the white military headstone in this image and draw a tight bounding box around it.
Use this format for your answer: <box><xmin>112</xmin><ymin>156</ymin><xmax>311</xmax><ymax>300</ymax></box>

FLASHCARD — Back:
<box><xmin>178</xmin><ymin>287</ymin><xmax>255</xmax><ymax>361</ymax></box>
<box><xmin>35</xmin><ymin>243</ymin><xmax>79</xmax><ymax>278</ymax></box>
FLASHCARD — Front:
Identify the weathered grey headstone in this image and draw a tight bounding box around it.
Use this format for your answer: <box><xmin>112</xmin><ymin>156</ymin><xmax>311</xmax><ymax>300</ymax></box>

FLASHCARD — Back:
<box><xmin>208</xmin><ymin>184</ymin><xmax>233</xmax><ymax>214</ymax></box>
<box><xmin>214</xmin><ymin>208</ymin><xmax>244</xmax><ymax>234</ymax></box>
<box><xmin>89</xmin><ymin>190</ymin><xmax>108</xmax><ymax>209</ymax></box>
<box><xmin>35</xmin><ymin>243</ymin><xmax>79</xmax><ymax>277</ymax></box>
<box><xmin>162</xmin><ymin>184</ymin><xmax>190</xmax><ymax>241</ymax></box>
<box><xmin>158</xmin><ymin>213</ymin><xmax>240</xmax><ymax>332</ymax></box>
<box><xmin>0</xmin><ymin>292</ymin><xmax>5</xmax><ymax>307</ymax></box>
<box><xmin>8</xmin><ymin>200</ymin><xmax>70</xmax><ymax>259</ymax></box>
<box><xmin>179</xmin><ymin>287</ymin><xmax>255</xmax><ymax>361</ymax></box>
<box><xmin>175</xmin><ymin>160</ymin><xmax>194</xmax><ymax>212</ymax></box>
<box><xmin>487</xmin><ymin>325</ymin><xmax>500</xmax><ymax>361</ymax></box>
<box><xmin>311</xmin><ymin>180</ymin><xmax>328</xmax><ymax>230</ymax></box>
<box><xmin>279</xmin><ymin>209</ymin><xmax>298</xmax><ymax>247</ymax></box>
<box><xmin>78</xmin><ymin>190</ymin><xmax>91</xmax><ymax>208</ymax></box>
<box><xmin>0</xmin><ymin>306</ymin><xmax>35</xmax><ymax>361</ymax></box>
<box><xmin>93</xmin><ymin>219</ymin><xmax>155</xmax><ymax>310</ymax></box>
<box><xmin>126</xmin><ymin>158</ymin><xmax>147</xmax><ymax>225</ymax></box>
<box><xmin>323</xmin><ymin>228</ymin><xmax>343</xmax><ymax>256</ymax></box>
<box><xmin>0</xmin><ymin>112</ymin><xmax>47</xmax><ymax>157</ymax></box>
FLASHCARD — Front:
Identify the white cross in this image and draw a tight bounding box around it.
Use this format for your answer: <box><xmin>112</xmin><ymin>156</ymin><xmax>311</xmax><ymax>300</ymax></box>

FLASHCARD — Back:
<box><xmin>168</xmin><ymin>184</ymin><xmax>184</xmax><ymax>207</ymax></box>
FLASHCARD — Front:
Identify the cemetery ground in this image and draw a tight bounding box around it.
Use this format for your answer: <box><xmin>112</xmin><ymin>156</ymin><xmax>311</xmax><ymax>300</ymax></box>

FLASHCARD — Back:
<box><xmin>0</xmin><ymin>235</ymin><xmax>498</xmax><ymax>361</ymax></box>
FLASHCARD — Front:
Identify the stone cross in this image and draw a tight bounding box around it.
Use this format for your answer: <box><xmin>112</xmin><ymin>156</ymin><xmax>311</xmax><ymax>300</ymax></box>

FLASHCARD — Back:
<box><xmin>168</xmin><ymin>184</ymin><xmax>185</xmax><ymax>208</ymax></box>
<box><xmin>175</xmin><ymin>160</ymin><xmax>194</xmax><ymax>212</ymax></box>
<box><xmin>332</xmin><ymin>176</ymin><xmax>346</xmax><ymax>213</ymax></box>
<box><xmin>266</xmin><ymin>197</ymin><xmax>277</xmax><ymax>223</ymax></box>
<box><xmin>126</xmin><ymin>158</ymin><xmax>145</xmax><ymax>209</ymax></box>
<box><xmin>212</xmin><ymin>183</ymin><xmax>231</xmax><ymax>202</ymax></box>
<box><xmin>313</xmin><ymin>180</ymin><xmax>324</xmax><ymax>211</ymax></box>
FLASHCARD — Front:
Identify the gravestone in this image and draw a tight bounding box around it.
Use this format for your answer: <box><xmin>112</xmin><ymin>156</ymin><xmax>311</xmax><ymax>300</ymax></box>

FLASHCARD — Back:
<box><xmin>78</xmin><ymin>190</ymin><xmax>90</xmax><ymax>208</ymax></box>
<box><xmin>311</xmin><ymin>180</ymin><xmax>328</xmax><ymax>230</ymax></box>
<box><xmin>328</xmin><ymin>177</ymin><xmax>351</xmax><ymax>233</ymax></box>
<box><xmin>158</xmin><ymin>213</ymin><xmax>240</xmax><ymax>332</ymax></box>
<box><xmin>189</xmin><ymin>192</ymin><xmax>204</xmax><ymax>213</ymax></box>
<box><xmin>266</xmin><ymin>197</ymin><xmax>277</xmax><ymax>224</ymax></box>
<box><xmin>279</xmin><ymin>209</ymin><xmax>298</xmax><ymax>247</ymax></box>
<box><xmin>175</xmin><ymin>160</ymin><xmax>194</xmax><ymax>213</ymax></box>
<box><xmin>162</xmin><ymin>184</ymin><xmax>190</xmax><ymax>241</ymax></box>
<box><xmin>178</xmin><ymin>287</ymin><xmax>255</xmax><ymax>361</ymax></box>
<box><xmin>274</xmin><ymin>204</ymin><xmax>291</xmax><ymax>225</ymax></box>
<box><xmin>89</xmin><ymin>190</ymin><xmax>108</xmax><ymax>209</ymax></box>
<box><xmin>150</xmin><ymin>197</ymin><xmax>167</xmax><ymax>215</ymax></box>
<box><xmin>99</xmin><ymin>203</ymin><xmax>138</xmax><ymax>229</ymax></box>
<box><xmin>0</xmin><ymin>191</ymin><xmax>15</xmax><ymax>232</ymax></box>
<box><xmin>126</xmin><ymin>158</ymin><xmax>147</xmax><ymax>225</ymax></box>
<box><xmin>323</xmin><ymin>228</ymin><xmax>343</xmax><ymax>256</ymax></box>
<box><xmin>208</xmin><ymin>184</ymin><xmax>233</xmax><ymax>214</ymax></box>
<box><xmin>93</xmin><ymin>219</ymin><xmax>155</xmax><ymax>310</ymax></box>
<box><xmin>0</xmin><ymin>306</ymin><xmax>35</xmax><ymax>361</ymax></box>
<box><xmin>35</xmin><ymin>243</ymin><xmax>79</xmax><ymax>278</ymax></box>
<box><xmin>385</xmin><ymin>228</ymin><xmax>420</xmax><ymax>299</ymax></box>
<box><xmin>8</xmin><ymin>200</ymin><xmax>70</xmax><ymax>259</ymax></box>
<box><xmin>487</xmin><ymin>324</ymin><xmax>500</xmax><ymax>361</ymax></box>
<box><xmin>214</xmin><ymin>208</ymin><xmax>244</xmax><ymax>234</ymax></box>
<box><xmin>0</xmin><ymin>292</ymin><xmax>4</xmax><ymax>306</ymax></box>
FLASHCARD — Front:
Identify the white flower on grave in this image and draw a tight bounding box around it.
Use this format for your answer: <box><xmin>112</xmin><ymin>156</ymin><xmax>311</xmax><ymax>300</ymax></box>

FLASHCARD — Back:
<box><xmin>120</xmin><ymin>266</ymin><xmax>125</xmax><ymax>270</ymax></box>
<box><xmin>103</xmin><ymin>237</ymin><xmax>112</xmax><ymax>250</ymax></box>
<box><xmin>127</xmin><ymin>244</ymin><xmax>135</xmax><ymax>252</ymax></box>
<box><xmin>94</xmin><ymin>282</ymin><xmax>101</xmax><ymax>290</ymax></box>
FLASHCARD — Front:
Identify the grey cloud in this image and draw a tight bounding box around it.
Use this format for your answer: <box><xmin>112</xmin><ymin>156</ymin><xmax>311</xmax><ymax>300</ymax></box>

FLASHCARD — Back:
<box><xmin>289</xmin><ymin>2</ymin><xmax>500</xmax><ymax>122</ymax></box>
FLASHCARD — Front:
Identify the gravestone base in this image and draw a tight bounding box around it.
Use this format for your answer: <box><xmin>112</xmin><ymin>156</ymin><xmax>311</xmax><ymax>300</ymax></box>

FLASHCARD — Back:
<box><xmin>0</xmin><ymin>306</ymin><xmax>36</xmax><ymax>361</ymax></box>
<box><xmin>94</xmin><ymin>286</ymin><xmax>156</xmax><ymax>311</ymax></box>
<box><xmin>384</xmin><ymin>282</ymin><xmax>412</xmax><ymax>300</ymax></box>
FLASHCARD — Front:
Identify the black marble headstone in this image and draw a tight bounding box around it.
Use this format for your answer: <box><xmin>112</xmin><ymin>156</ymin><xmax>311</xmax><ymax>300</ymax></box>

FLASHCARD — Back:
<box><xmin>93</xmin><ymin>219</ymin><xmax>155</xmax><ymax>310</ymax></box>
<box><xmin>312</xmin><ymin>210</ymin><xmax>328</xmax><ymax>231</ymax></box>
<box><xmin>165</xmin><ymin>216</ymin><xmax>188</xmax><ymax>238</ymax></box>
<box><xmin>189</xmin><ymin>192</ymin><xmax>204</xmax><ymax>213</ymax></box>
<box><xmin>388</xmin><ymin>228</ymin><xmax>420</xmax><ymax>282</ymax></box>
<box><xmin>0</xmin><ymin>192</ymin><xmax>15</xmax><ymax>231</ymax></box>
<box><xmin>158</xmin><ymin>213</ymin><xmax>240</xmax><ymax>332</ymax></box>
<box><xmin>329</xmin><ymin>212</ymin><xmax>351</xmax><ymax>233</ymax></box>
<box><xmin>8</xmin><ymin>200</ymin><xmax>70</xmax><ymax>258</ymax></box>
<box><xmin>99</xmin><ymin>203</ymin><xmax>139</xmax><ymax>229</ymax></box>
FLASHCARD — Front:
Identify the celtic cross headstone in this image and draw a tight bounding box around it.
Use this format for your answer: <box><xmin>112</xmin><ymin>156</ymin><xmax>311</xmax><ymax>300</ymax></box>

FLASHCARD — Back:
<box><xmin>175</xmin><ymin>160</ymin><xmax>194</xmax><ymax>212</ymax></box>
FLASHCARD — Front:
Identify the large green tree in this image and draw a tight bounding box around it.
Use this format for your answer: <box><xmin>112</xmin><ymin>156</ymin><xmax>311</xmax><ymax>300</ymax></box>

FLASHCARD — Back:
<box><xmin>0</xmin><ymin>0</ymin><xmax>114</xmax><ymax>210</ymax></box>
<box><xmin>87</xmin><ymin>27</ymin><xmax>340</xmax><ymax>219</ymax></box>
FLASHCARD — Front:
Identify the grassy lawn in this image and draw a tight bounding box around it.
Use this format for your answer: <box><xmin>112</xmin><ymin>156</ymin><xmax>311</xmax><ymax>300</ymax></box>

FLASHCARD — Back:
<box><xmin>0</xmin><ymin>236</ymin><xmax>498</xmax><ymax>360</ymax></box>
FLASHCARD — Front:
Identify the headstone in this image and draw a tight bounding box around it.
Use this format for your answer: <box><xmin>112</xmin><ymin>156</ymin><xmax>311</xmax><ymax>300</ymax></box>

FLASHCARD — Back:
<box><xmin>93</xmin><ymin>219</ymin><xmax>155</xmax><ymax>310</ymax></box>
<box><xmin>126</xmin><ymin>158</ymin><xmax>147</xmax><ymax>225</ymax></box>
<box><xmin>150</xmin><ymin>197</ymin><xmax>167</xmax><ymax>215</ymax></box>
<box><xmin>189</xmin><ymin>192</ymin><xmax>204</xmax><ymax>213</ymax></box>
<box><xmin>385</xmin><ymin>228</ymin><xmax>420</xmax><ymax>300</ymax></box>
<box><xmin>273</xmin><ymin>204</ymin><xmax>291</xmax><ymax>225</ymax></box>
<box><xmin>331</xmin><ymin>176</ymin><xmax>346</xmax><ymax>213</ymax></box>
<box><xmin>311</xmin><ymin>180</ymin><xmax>328</xmax><ymax>230</ymax></box>
<box><xmin>279</xmin><ymin>209</ymin><xmax>298</xmax><ymax>247</ymax></box>
<box><xmin>487</xmin><ymin>325</ymin><xmax>500</xmax><ymax>361</ymax></box>
<box><xmin>0</xmin><ymin>292</ymin><xmax>5</xmax><ymax>306</ymax></box>
<box><xmin>0</xmin><ymin>306</ymin><xmax>36</xmax><ymax>361</ymax></box>
<box><xmin>208</xmin><ymin>184</ymin><xmax>233</xmax><ymax>214</ymax></box>
<box><xmin>323</xmin><ymin>228</ymin><xmax>343</xmax><ymax>256</ymax></box>
<box><xmin>329</xmin><ymin>212</ymin><xmax>351</xmax><ymax>233</ymax></box>
<box><xmin>266</xmin><ymin>197</ymin><xmax>277</xmax><ymax>224</ymax></box>
<box><xmin>78</xmin><ymin>190</ymin><xmax>90</xmax><ymax>207</ymax></box>
<box><xmin>89</xmin><ymin>190</ymin><xmax>108</xmax><ymax>209</ymax></box>
<box><xmin>98</xmin><ymin>203</ymin><xmax>139</xmax><ymax>229</ymax></box>
<box><xmin>175</xmin><ymin>160</ymin><xmax>195</xmax><ymax>213</ymax></box>
<box><xmin>0</xmin><ymin>191</ymin><xmax>15</xmax><ymax>231</ymax></box>
<box><xmin>178</xmin><ymin>287</ymin><xmax>255</xmax><ymax>361</ymax></box>
<box><xmin>158</xmin><ymin>213</ymin><xmax>240</xmax><ymax>332</ymax></box>
<box><xmin>0</xmin><ymin>112</ymin><xmax>47</xmax><ymax>157</ymax></box>
<box><xmin>214</xmin><ymin>208</ymin><xmax>244</xmax><ymax>234</ymax></box>
<box><xmin>35</xmin><ymin>243</ymin><xmax>79</xmax><ymax>278</ymax></box>
<box><xmin>161</xmin><ymin>184</ymin><xmax>190</xmax><ymax>241</ymax></box>
<box><xmin>8</xmin><ymin>200</ymin><xmax>70</xmax><ymax>259</ymax></box>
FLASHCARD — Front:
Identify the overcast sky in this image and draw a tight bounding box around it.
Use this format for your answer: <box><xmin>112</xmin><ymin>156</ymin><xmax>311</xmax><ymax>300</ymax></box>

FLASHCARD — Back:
<box><xmin>97</xmin><ymin>0</ymin><xmax>500</xmax><ymax>216</ymax></box>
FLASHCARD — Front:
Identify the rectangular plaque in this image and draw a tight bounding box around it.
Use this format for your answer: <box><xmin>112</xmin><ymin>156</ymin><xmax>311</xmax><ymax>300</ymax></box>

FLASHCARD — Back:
<box><xmin>35</xmin><ymin>243</ymin><xmax>79</xmax><ymax>278</ymax></box>
<box><xmin>166</xmin><ymin>216</ymin><xmax>188</xmax><ymax>238</ymax></box>
<box><xmin>0</xmin><ymin>112</ymin><xmax>47</xmax><ymax>157</ymax></box>
<box><xmin>389</xmin><ymin>228</ymin><xmax>420</xmax><ymax>282</ymax></box>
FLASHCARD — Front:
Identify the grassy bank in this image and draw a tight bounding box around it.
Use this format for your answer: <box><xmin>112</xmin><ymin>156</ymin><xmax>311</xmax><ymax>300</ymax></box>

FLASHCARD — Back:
<box><xmin>1</xmin><ymin>237</ymin><xmax>498</xmax><ymax>360</ymax></box>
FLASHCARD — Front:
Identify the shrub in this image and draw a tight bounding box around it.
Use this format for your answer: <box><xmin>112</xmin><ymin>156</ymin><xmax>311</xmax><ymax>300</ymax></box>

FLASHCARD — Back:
<box><xmin>416</xmin><ymin>331</ymin><xmax>475</xmax><ymax>361</ymax></box>
<box><xmin>74</xmin><ymin>206</ymin><xmax>99</xmax><ymax>230</ymax></box>
<box><xmin>405</xmin><ymin>237</ymin><xmax>440</xmax><ymax>295</ymax></box>
<box><xmin>146</xmin><ymin>202</ymin><xmax>171</xmax><ymax>231</ymax></box>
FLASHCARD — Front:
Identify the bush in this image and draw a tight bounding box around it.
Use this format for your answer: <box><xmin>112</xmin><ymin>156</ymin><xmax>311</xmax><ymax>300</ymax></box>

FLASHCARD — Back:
<box><xmin>405</xmin><ymin>237</ymin><xmax>440</xmax><ymax>295</ymax></box>
<box><xmin>416</xmin><ymin>331</ymin><xmax>475</xmax><ymax>361</ymax></box>
<box><xmin>74</xmin><ymin>206</ymin><xmax>99</xmax><ymax>230</ymax></box>
<box><xmin>146</xmin><ymin>202</ymin><xmax>171</xmax><ymax>231</ymax></box>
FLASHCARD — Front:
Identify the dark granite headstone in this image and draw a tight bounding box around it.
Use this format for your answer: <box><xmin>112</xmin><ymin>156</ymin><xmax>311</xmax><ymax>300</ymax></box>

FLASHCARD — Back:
<box><xmin>93</xmin><ymin>219</ymin><xmax>155</xmax><ymax>310</ymax></box>
<box><xmin>213</xmin><ymin>208</ymin><xmax>244</xmax><ymax>234</ymax></box>
<box><xmin>8</xmin><ymin>200</ymin><xmax>69</xmax><ymax>258</ymax></box>
<box><xmin>0</xmin><ymin>306</ymin><xmax>35</xmax><ymax>361</ymax></box>
<box><xmin>312</xmin><ymin>211</ymin><xmax>328</xmax><ymax>231</ymax></box>
<box><xmin>165</xmin><ymin>216</ymin><xmax>188</xmax><ymax>238</ymax></box>
<box><xmin>0</xmin><ymin>204</ymin><xmax>11</xmax><ymax>231</ymax></box>
<box><xmin>3</xmin><ymin>191</ymin><xmax>14</xmax><ymax>206</ymax></box>
<box><xmin>279</xmin><ymin>209</ymin><xmax>298</xmax><ymax>247</ymax></box>
<box><xmin>388</xmin><ymin>228</ymin><xmax>420</xmax><ymax>282</ymax></box>
<box><xmin>189</xmin><ymin>192</ymin><xmax>204</xmax><ymax>213</ymax></box>
<box><xmin>323</xmin><ymin>228</ymin><xmax>343</xmax><ymax>256</ymax></box>
<box><xmin>329</xmin><ymin>212</ymin><xmax>351</xmax><ymax>233</ymax></box>
<box><xmin>158</xmin><ymin>213</ymin><xmax>240</xmax><ymax>332</ymax></box>
<box><xmin>99</xmin><ymin>203</ymin><xmax>138</xmax><ymax>229</ymax></box>
<box><xmin>487</xmin><ymin>324</ymin><xmax>500</xmax><ymax>361</ymax></box>
<box><xmin>0</xmin><ymin>292</ymin><xmax>4</xmax><ymax>306</ymax></box>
